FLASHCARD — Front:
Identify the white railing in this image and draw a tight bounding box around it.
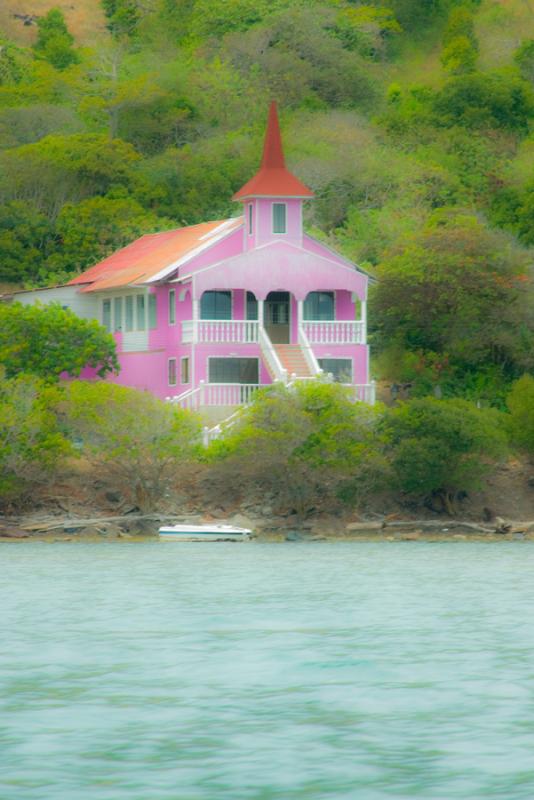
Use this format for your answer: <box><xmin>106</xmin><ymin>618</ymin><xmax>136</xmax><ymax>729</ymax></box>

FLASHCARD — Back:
<box><xmin>344</xmin><ymin>382</ymin><xmax>376</xmax><ymax>405</ymax></box>
<box><xmin>259</xmin><ymin>327</ymin><xmax>288</xmax><ymax>383</ymax></box>
<box><xmin>167</xmin><ymin>381</ymin><xmax>268</xmax><ymax>410</ymax></box>
<box><xmin>298</xmin><ymin>325</ymin><xmax>322</xmax><ymax>377</ymax></box>
<box><xmin>303</xmin><ymin>320</ymin><xmax>364</xmax><ymax>344</ymax></box>
<box><xmin>166</xmin><ymin>385</ymin><xmax>202</xmax><ymax>411</ymax></box>
<box><xmin>181</xmin><ymin>320</ymin><xmax>259</xmax><ymax>344</ymax></box>
<box><xmin>199</xmin><ymin>383</ymin><xmax>266</xmax><ymax>406</ymax></box>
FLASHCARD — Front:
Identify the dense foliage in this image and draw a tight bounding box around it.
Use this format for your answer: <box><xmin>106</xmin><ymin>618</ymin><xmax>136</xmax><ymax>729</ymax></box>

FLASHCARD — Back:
<box><xmin>0</xmin><ymin>372</ymin><xmax>70</xmax><ymax>505</ymax></box>
<box><xmin>64</xmin><ymin>381</ymin><xmax>201</xmax><ymax>510</ymax></box>
<box><xmin>0</xmin><ymin>303</ymin><xmax>119</xmax><ymax>379</ymax></box>
<box><xmin>380</xmin><ymin>397</ymin><xmax>506</xmax><ymax>512</ymax></box>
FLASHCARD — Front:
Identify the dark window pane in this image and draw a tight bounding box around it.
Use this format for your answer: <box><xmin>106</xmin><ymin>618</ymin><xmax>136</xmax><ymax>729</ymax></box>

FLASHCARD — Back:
<box><xmin>200</xmin><ymin>290</ymin><xmax>232</xmax><ymax>320</ymax></box>
<box><xmin>273</xmin><ymin>203</ymin><xmax>286</xmax><ymax>234</ymax></box>
<box><xmin>148</xmin><ymin>294</ymin><xmax>157</xmax><ymax>329</ymax></box>
<box><xmin>168</xmin><ymin>358</ymin><xmax>177</xmax><ymax>386</ymax></box>
<box><xmin>246</xmin><ymin>291</ymin><xmax>258</xmax><ymax>320</ymax></box>
<box><xmin>209</xmin><ymin>358</ymin><xmax>259</xmax><ymax>384</ymax></box>
<box><xmin>304</xmin><ymin>291</ymin><xmax>334</xmax><ymax>321</ymax></box>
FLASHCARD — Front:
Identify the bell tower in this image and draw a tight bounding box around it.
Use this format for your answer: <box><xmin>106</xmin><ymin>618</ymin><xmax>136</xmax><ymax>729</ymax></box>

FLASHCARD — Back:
<box><xmin>233</xmin><ymin>102</ymin><xmax>314</xmax><ymax>251</ymax></box>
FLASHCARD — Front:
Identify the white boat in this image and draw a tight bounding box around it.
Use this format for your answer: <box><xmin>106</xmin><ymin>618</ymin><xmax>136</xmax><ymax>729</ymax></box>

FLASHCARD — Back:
<box><xmin>158</xmin><ymin>523</ymin><xmax>252</xmax><ymax>542</ymax></box>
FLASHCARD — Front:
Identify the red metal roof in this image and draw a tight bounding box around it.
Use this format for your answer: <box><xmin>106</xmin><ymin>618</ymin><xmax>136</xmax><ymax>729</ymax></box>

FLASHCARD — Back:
<box><xmin>233</xmin><ymin>102</ymin><xmax>314</xmax><ymax>201</ymax></box>
<box><xmin>67</xmin><ymin>219</ymin><xmax>242</xmax><ymax>293</ymax></box>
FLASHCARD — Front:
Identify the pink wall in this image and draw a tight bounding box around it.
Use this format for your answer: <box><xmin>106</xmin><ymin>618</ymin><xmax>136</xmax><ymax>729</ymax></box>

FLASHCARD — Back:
<box><xmin>243</xmin><ymin>198</ymin><xmax>303</xmax><ymax>250</ymax></box>
<box><xmin>181</xmin><ymin>226</ymin><xmax>244</xmax><ymax>275</ymax></box>
<box><xmin>335</xmin><ymin>290</ymin><xmax>356</xmax><ymax>321</ymax></box>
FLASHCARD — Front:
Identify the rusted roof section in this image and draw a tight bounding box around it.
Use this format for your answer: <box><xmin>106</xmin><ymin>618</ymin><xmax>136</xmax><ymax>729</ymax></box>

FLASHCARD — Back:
<box><xmin>233</xmin><ymin>102</ymin><xmax>314</xmax><ymax>201</ymax></box>
<box><xmin>67</xmin><ymin>218</ymin><xmax>243</xmax><ymax>293</ymax></box>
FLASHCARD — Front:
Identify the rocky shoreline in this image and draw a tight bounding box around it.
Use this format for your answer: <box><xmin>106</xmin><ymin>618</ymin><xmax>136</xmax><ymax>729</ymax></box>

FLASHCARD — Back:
<box><xmin>2</xmin><ymin>511</ymin><xmax>534</xmax><ymax>543</ymax></box>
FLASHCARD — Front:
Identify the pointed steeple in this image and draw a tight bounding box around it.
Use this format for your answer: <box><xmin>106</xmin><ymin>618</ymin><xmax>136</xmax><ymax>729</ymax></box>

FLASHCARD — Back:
<box><xmin>233</xmin><ymin>101</ymin><xmax>314</xmax><ymax>201</ymax></box>
<box><xmin>261</xmin><ymin>101</ymin><xmax>285</xmax><ymax>170</ymax></box>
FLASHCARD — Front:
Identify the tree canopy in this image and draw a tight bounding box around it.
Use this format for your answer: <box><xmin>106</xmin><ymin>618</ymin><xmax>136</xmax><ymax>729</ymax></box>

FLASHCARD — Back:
<box><xmin>0</xmin><ymin>303</ymin><xmax>119</xmax><ymax>380</ymax></box>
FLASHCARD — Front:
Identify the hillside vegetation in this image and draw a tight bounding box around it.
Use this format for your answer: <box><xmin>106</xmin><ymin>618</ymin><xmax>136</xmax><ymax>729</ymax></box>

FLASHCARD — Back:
<box><xmin>0</xmin><ymin>0</ymin><xmax>533</xmax><ymax>401</ymax></box>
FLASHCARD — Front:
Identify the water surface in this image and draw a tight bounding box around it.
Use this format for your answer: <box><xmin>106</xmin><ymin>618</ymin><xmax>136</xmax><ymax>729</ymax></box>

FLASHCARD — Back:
<box><xmin>2</xmin><ymin>542</ymin><xmax>534</xmax><ymax>799</ymax></box>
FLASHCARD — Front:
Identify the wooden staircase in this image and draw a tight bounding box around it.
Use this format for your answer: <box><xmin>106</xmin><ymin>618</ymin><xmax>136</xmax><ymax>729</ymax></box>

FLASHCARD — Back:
<box><xmin>273</xmin><ymin>344</ymin><xmax>313</xmax><ymax>379</ymax></box>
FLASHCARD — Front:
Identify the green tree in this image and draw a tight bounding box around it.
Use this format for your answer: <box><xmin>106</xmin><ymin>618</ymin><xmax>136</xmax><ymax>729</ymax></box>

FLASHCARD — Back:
<box><xmin>0</xmin><ymin>303</ymin><xmax>119</xmax><ymax>380</ymax></box>
<box><xmin>440</xmin><ymin>6</ymin><xmax>479</xmax><ymax>76</ymax></box>
<box><xmin>433</xmin><ymin>70</ymin><xmax>534</xmax><ymax>132</ymax></box>
<box><xmin>0</xmin><ymin>134</ymin><xmax>141</xmax><ymax>219</ymax></box>
<box><xmin>0</xmin><ymin>372</ymin><xmax>70</xmax><ymax>507</ymax></box>
<box><xmin>371</xmin><ymin>213</ymin><xmax>534</xmax><ymax>396</ymax></box>
<box><xmin>64</xmin><ymin>381</ymin><xmax>200</xmax><ymax>510</ymax></box>
<box><xmin>102</xmin><ymin>0</ymin><xmax>141</xmax><ymax>37</ymax></box>
<box><xmin>0</xmin><ymin>201</ymin><xmax>56</xmax><ymax>283</ymax></box>
<box><xmin>506</xmin><ymin>374</ymin><xmax>534</xmax><ymax>457</ymax></box>
<box><xmin>33</xmin><ymin>8</ymin><xmax>80</xmax><ymax>71</ymax></box>
<box><xmin>515</xmin><ymin>39</ymin><xmax>534</xmax><ymax>87</ymax></box>
<box><xmin>381</xmin><ymin>397</ymin><xmax>507</xmax><ymax>513</ymax></box>
<box><xmin>42</xmin><ymin>194</ymin><xmax>173</xmax><ymax>283</ymax></box>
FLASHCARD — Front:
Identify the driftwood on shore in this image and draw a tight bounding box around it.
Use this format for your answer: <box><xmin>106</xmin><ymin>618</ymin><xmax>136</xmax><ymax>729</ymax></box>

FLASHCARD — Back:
<box><xmin>346</xmin><ymin>519</ymin><xmax>534</xmax><ymax>535</ymax></box>
<box><xmin>12</xmin><ymin>513</ymin><xmax>199</xmax><ymax>533</ymax></box>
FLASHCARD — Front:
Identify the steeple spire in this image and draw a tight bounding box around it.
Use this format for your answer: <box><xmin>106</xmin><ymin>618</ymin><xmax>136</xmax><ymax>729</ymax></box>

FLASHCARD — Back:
<box><xmin>233</xmin><ymin>101</ymin><xmax>314</xmax><ymax>201</ymax></box>
<box><xmin>261</xmin><ymin>101</ymin><xmax>285</xmax><ymax>169</ymax></box>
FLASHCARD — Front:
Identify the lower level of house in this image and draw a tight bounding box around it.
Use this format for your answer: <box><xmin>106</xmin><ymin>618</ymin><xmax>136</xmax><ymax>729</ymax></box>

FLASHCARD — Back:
<box><xmin>102</xmin><ymin>287</ymin><xmax>374</xmax><ymax>410</ymax></box>
<box><xmin>17</xmin><ymin>285</ymin><xmax>375</xmax><ymax>409</ymax></box>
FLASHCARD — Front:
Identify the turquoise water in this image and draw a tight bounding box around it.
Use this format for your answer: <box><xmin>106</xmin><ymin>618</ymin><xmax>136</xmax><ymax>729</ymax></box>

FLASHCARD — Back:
<box><xmin>2</xmin><ymin>542</ymin><xmax>534</xmax><ymax>799</ymax></box>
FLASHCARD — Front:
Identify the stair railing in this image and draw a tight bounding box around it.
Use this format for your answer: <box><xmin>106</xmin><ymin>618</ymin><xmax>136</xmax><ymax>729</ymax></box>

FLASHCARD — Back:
<box><xmin>259</xmin><ymin>326</ymin><xmax>288</xmax><ymax>384</ymax></box>
<box><xmin>298</xmin><ymin>325</ymin><xmax>322</xmax><ymax>377</ymax></box>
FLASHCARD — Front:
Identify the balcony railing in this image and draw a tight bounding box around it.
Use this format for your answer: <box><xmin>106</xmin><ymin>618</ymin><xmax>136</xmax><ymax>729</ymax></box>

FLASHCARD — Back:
<box><xmin>182</xmin><ymin>320</ymin><xmax>259</xmax><ymax>344</ymax></box>
<box><xmin>303</xmin><ymin>320</ymin><xmax>364</xmax><ymax>344</ymax></box>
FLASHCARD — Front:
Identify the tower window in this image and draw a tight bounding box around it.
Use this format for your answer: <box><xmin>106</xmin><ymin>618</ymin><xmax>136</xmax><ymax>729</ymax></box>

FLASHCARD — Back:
<box><xmin>272</xmin><ymin>203</ymin><xmax>286</xmax><ymax>234</ymax></box>
<box><xmin>248</xmin><ymin>204</ymin><xmax>253</xmax><ymax>235</ymax></box>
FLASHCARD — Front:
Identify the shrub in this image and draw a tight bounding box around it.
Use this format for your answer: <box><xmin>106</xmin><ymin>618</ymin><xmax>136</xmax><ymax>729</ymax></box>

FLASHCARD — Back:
<box><xmin>506</xmin><ymin>374</ymin><xmax>534</xmax><ymax>457</ymax></box>
<box><xmin>0</xmin><ymin>372</ymin><xmax>70</xmax><ymax>507</ymax></box>
<box><xmin>64</xmin><ymin>382</ymin><xmax>201</xmax><ymax>511</ymax></box>
<box><xmin>207</xmin><ymin>381</ymin><xmax>386</xmax><ymax>516</ymax></box>
<box><xmin>381</xmin><ymin>397</ymin><xmax>508</xmax><ymax>513</ymax></box>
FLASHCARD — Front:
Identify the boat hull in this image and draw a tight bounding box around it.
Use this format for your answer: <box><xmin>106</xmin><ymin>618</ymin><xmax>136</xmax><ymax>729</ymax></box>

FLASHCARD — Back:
<box><xmin>158</xmin><ymin>525</ymin><xmax>252</xmax><ymax>542</ymax></box>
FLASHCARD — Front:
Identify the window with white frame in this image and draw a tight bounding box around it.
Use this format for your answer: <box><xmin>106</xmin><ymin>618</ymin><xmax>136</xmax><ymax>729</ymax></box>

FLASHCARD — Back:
<box><xmin>102</xmin><ymin>299</ymin><xmax>112</xmax><ymax>331</ymax></box>
<box><xmin>136</xmin><ymin>294</ymin><xmax>146</xmax><ymax>330</ymax></box>
<box><xmin>248</xmin><ymin>204</ymin><xmax>253</xmax><ymax>235</ymax></box>
<box><xmin>125</xmin><ymin>296</ymin><xmax>134</xmax><ymax>331</ymax></box>
<box><xmin>272</xmin><ymin>203</ymin><xmax>287</xmax><ymax>234</ymax></box>
<box><xmin>113</xmin><ymin>297</ymin><xmax>122</xmax><ymax>331</ymax></box>
<box><xmin>168</xmin><ymin>358</ymin><xmax>177</xmax><ymax>386</ymax></box>
<box><xmin>181</xmin><ymin>357</ymin><xmax>190</xmax><ymax>384</ymax></box>
<box><xmin>168</xmin><ymin>289</ymin><xmax>176</xmax><ymax>325</ymax></box>
<box><xmin>318</xmin><ymin>358</ymin><xmax>352</xmax><ymax>383</ymax></box>
<box><xmin>148</xmin><ymin>293</ymin><xmax>157</xmax><ymax>329</ymax></box>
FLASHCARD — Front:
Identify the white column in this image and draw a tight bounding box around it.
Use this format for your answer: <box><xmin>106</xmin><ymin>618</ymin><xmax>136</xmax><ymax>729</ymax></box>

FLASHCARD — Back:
<box><xmin>361</xmin><ymin>299</ymin><xmax>367</xmax><ymax>344</ymax></box>
<box><xmin>258</xmin><ymin>299</ymin><xmax>264</xmax><ymax>329</ymax></box>
<box><xmin>297</xmin><ymin>299</ymin><xmax>303</xmax><ymax>330</ymax></box>
<box><xmin>192</xmin><ymin>298</ymin><xmax>199</xmax><ymax>343</ymax></box>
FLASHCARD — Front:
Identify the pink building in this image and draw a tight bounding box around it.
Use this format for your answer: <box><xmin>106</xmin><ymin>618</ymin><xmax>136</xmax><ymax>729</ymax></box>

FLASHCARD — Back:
<box><xmin>17</xmin><ymin>103</ymin><xmax>374</xmax><ymax>409</ymax></box>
